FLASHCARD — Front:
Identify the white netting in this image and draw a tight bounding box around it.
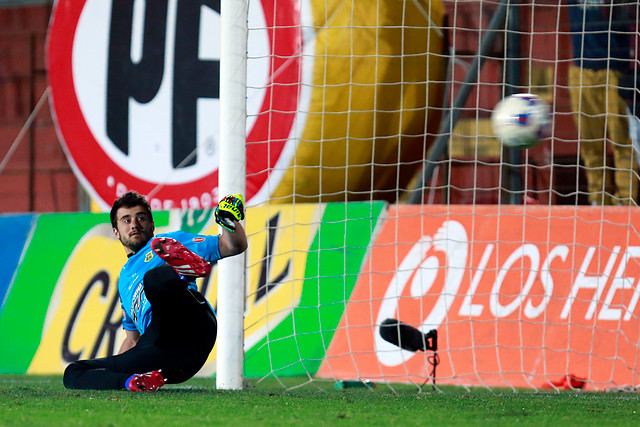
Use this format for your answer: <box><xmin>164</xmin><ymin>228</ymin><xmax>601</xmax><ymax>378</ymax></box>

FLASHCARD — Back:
<box><xmin>239</xmin><ymin>0</ymin><xmax>640</xmax><ymax>392</ymax></box>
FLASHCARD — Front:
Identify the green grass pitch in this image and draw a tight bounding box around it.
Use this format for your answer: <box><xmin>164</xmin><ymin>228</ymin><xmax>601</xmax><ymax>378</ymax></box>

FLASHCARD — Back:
<box><xmin>1</xmin><ymin>375</ymin><xmax>639</xmax><ymax>426</ymax></box>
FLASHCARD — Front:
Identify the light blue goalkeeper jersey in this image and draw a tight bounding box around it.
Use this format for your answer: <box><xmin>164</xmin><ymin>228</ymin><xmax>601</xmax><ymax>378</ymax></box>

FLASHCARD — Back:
<box><xmin>118</xmin><ymin>230</ymin><xmax>221</xmax><ymax>334</ymax></box>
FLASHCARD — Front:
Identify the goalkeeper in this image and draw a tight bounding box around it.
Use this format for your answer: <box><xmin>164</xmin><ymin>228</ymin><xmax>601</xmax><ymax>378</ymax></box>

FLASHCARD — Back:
<box><xmin>63</xmin><ymin>191</ymin><xmax>247</xmax><ymax>391</ymax></box>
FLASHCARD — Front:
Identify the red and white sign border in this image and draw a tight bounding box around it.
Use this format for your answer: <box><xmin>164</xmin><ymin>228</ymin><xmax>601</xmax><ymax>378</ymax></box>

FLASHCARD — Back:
<box><xmin>47</xmin><ymin>0</ymin><xmax>303</xmax><ymax>210</ymax></box>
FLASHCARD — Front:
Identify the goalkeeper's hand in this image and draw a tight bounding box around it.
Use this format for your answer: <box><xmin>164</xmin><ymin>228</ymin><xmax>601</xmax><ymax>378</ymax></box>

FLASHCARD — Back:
<box><xmin>215</xmin><ymin>194</ymin><xmax>245</xmax><ymax>232</ymax></box>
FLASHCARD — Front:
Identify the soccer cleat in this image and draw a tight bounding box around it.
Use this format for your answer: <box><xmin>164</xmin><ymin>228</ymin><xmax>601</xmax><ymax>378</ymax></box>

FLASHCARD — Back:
<box><xmin>151</xmin><ymin>237</ymin><xmax>212</xmax><ymax>277</ymax></box>
<box><xmin>126</xmin><ymin>370</ymin><xmax>166</xmax><ymax>392</ymax></box>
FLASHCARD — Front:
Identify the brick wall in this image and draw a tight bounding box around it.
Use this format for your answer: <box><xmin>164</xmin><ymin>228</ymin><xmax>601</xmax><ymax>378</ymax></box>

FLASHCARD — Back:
<box><xmin>0</xmin><ymin>5</ymin><xmax>78</xmax><ymax>213</ymax></box>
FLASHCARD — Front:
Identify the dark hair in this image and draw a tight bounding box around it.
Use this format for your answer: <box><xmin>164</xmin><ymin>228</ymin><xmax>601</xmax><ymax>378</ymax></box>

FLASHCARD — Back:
<box><xmin>110</xmin><ymin>191</ymin><xmax>153</xmax><ymax>228</ymax></box>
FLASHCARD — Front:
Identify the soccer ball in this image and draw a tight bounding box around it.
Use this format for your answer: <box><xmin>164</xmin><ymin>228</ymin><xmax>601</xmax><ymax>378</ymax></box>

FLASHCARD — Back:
<box><xmin>491</xmin><ymin>93</ymin><xmax>551</xmax><ymax>149</ymax></box>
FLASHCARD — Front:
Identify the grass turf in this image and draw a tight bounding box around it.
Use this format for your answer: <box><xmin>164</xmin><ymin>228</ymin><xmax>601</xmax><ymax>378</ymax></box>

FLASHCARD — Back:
<box><xmin>1</xmin><ymin>375</ymin><xmax>639</xmax><ymax>426</ymax></box>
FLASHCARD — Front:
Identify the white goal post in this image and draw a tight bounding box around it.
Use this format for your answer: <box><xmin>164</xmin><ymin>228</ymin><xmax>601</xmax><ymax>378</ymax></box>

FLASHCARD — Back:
<box><xmin>216</xmin><ymin>0</ymin><xmax>248</xmax><ymax>391</ymax></box>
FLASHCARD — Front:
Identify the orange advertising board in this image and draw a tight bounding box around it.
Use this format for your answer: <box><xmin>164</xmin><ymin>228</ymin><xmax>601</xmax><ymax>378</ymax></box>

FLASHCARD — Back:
<box><xmin>317</xmin><ymin>205</ymin><xmax>640</xmax><ymax>390</ymax></box>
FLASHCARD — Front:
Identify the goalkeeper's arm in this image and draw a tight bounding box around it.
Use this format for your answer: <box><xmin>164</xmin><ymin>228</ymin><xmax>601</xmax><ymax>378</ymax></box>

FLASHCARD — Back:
<box><xmin>216</xmin><ymin>194</ymin><xmax>248</xmax><ymax>258</ymax></box>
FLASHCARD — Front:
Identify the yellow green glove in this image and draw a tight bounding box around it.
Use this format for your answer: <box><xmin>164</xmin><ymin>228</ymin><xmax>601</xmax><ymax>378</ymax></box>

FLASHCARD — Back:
<box><xmin>215</xmin><ymin>194</ymin><xmax>245</xmax><ymax>231</ymax></box>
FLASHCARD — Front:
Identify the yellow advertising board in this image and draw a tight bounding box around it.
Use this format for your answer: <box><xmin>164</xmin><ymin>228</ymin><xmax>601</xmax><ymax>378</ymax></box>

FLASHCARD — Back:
<box><xmin>28</xmin><ymin>205</ymin><xmax>322</xmax><ymax>375</ymax></box>
<box><xmin>29</xmin><ymin>225</ymin><xmax>126</xmax><ymax>373</ymax></box>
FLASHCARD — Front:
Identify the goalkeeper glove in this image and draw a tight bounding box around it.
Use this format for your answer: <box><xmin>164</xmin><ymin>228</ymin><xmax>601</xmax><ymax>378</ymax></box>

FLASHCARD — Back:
<box><xmin>215</xmin><ymin>194</ymin><xmax>245</xmax><ymax>232</ymax></box>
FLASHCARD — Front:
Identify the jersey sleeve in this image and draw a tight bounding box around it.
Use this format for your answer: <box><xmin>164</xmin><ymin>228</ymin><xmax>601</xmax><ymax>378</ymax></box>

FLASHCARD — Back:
<box><xmin>199</xmin><ymin>234</ymin><xmax>222</xmax><ymax>263</ymax></box>
<box><xmin>165</xmin><ymin>230</ymin><xmax>222</xmax><ymax>263</ymax></box>
<box><xmin>121</xmin><ymin>304</ymin><xmax>137</xmax><ymax>331</ymax></box>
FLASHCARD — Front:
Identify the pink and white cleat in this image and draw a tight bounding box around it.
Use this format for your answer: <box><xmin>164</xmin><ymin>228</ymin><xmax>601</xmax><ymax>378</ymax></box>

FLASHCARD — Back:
<box><xmin>151</xmin><ymin>237</ymin><xmax>212</xmax><ymax>277</ymax></box>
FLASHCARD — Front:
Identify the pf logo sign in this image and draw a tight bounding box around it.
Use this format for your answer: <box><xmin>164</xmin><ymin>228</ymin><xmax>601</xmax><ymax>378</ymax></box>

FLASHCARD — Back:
<box><xmin>47</xmin><ymin>0</ymin><xmax>302</xmax><ymax>210</ymax></box>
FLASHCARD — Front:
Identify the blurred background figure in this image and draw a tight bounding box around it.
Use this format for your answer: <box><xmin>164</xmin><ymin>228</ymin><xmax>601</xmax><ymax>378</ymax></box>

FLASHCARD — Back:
<box><xmin>617</xmin><ymin>11</ymin><xmax>640</xmax><ymax>171</ymax></box>
<box><xmin>567</xmin><ymin>0</ymin><xmax>637</xmax><ymax>206</ymax></box>
<box><xmin>620</xmin><ymin>62</ymin><xmax>640</xmax><ymax>170</ymax></box>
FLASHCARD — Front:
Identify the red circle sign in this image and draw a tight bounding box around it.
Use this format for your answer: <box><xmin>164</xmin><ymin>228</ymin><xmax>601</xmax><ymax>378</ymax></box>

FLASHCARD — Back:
<box><xmin>47</xmin><ymin>0</ymin><xmax>301</xmax><ymax>210</ymax></box>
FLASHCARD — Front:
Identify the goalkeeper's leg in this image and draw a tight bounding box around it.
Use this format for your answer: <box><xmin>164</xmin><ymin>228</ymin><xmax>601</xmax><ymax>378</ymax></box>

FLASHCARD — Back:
<box><xmin>63</xmin><ymin>312</ymin><xmax>216</xmax><ymax>390</ymax></box>
<box><xmin>63</xmin><ymin>266</ymin><xmax>217</xmax><ymax>390</ymax></box>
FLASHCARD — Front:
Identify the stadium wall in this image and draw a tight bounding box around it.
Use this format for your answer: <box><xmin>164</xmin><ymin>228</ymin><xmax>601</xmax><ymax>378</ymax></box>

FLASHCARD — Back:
<box><xmin>1</xmin><ymin>203</ymin><xmax>639</xmax><ymax>390</ymax></box>
<box><xmin>1</xmin><ymin>2</ymin><xmax>595</xmax><ymax>214</ymax></box>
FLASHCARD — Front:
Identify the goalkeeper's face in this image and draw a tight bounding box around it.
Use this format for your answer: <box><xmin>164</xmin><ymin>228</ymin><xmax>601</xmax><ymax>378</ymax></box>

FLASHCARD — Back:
<box><xmin>113</xmin><ymin>206</ymin><xmax>155</xmax><ymax>255</ymax></box>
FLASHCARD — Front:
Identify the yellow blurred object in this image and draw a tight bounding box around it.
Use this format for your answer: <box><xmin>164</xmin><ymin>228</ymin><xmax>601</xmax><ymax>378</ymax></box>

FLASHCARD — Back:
<box><xmin>272</xmin><ymin>0</ymin><xmax>447</xmax><ymax>203</ymax></box>
<box><xmin>90</xmin><ymin>198</ymin><xmax>103</xmax><ymax>213</ymax></box>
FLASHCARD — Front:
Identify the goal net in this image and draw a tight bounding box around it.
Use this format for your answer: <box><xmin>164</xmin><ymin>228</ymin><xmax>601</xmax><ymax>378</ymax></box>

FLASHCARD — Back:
<box><xmin>232</xmin><ymin>0</ymin><xmax>640</xmax><ymax>392</ymax></box>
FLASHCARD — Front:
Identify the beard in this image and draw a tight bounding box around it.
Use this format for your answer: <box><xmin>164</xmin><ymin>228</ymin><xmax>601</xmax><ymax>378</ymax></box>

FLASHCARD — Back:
<box><xmin>120</xmin><ymin>229</ymin><xmax>154</xmax><ymax>254</ymax></box>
